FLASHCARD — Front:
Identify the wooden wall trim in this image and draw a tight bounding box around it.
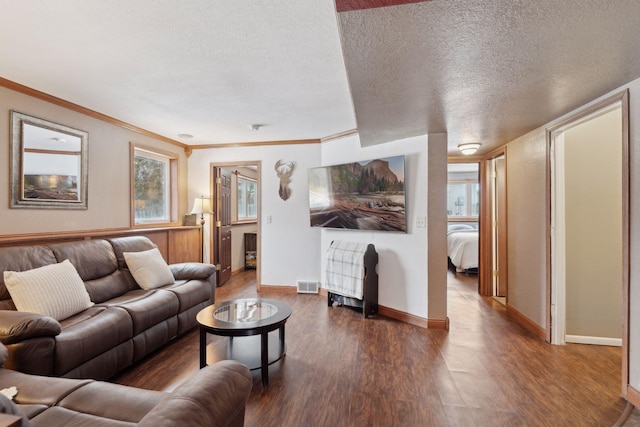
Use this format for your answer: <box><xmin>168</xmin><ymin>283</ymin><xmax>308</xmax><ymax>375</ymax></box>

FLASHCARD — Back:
<box><xmin>627</xmin><ymin>385</ymin><xmax>640</xmax><ymax>408</ymax></box>
<box><xmin>0</xmin><ymin>226</ymin><xmax>200</xmax><ymax>246</ymax></box>
<box><xmin>378</xmin><ymin>305</ymin><xmax>430</xmax><ymax>329</ymax></box>
<box><xmin>190</xmin><ymin>139</ymin><xmax>320</xmax><ymax>150</ymax></box>
<box><xmin>258</xmin><ymin>285</ymin><xmax>297</xmax><ymax>293</ymax></box>
<box><xmin>0</xmin><ymin>77</ymin><xmax>187</xmax><ymax>149</ymax></box>
<box><xmin>265</xmin><ymin>287</ymin><xmax>442</xmax><ymax>330</ymax></box>
<box><xmin>506</xmin><ymin>303</ymin><xmax>546</xmax><ymax>340</ymax></box>
<box><xmin>321</xmin><ymin>129</ymin><xmax>359</xmax><ymax>143</ymax></box>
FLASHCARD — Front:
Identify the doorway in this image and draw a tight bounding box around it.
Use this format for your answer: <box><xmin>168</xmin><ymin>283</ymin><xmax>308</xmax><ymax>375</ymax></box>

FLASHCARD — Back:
<box><xmin>548</xmin><ymin>90</ymin><xmax>629</xmax><ymax>395</ymax></box>
<box><xmin>210</xmin><ymin>161</ymin><xmax>261</xmax><ymax>288</ymax></box>
<box><xmin>446</xmin><ymin>161</ymin><xmax>480</xmax><ymax>277</ymax></box>
<box><xmin>491</xmin><ymin>155</ymin><xmax>507</xmax><ymax>304</ymax></box>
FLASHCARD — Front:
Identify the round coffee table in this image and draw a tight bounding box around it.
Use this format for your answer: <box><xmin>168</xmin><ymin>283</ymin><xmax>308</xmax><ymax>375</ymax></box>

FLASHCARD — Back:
<box><xmin>196</xmin><ymin>298</ymin><xmax>292</xmax><ymax>388</ymax></box>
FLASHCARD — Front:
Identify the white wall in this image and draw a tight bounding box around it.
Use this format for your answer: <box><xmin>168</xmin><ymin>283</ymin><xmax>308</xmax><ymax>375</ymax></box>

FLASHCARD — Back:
<box><xmin>320</xmin><ymin>134</ymin><xmax>429</xmax><ymax>318</ymax></box>
<box><xmin>188</xmin><ymin>143</ymin><xmax>322</xmax><ymax>287</ymax></box>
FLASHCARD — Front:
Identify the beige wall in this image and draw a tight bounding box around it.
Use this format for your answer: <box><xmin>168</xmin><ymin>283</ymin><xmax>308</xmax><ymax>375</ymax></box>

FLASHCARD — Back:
<box><xmin>505</xmin><ymin>127</ymin><xmax>548</xmax><ymax>327</ymax></box>
<box><xmin>0</xmin><ymin>86</ymin><xmax>190</xmax><ymax>235</ymax></box>
<box><xmin>564</xmin><ymin>108</ymin><xmax>622</xmax><ymax>339</ymax></box>
<box><xmin>427</xmin><ymin>133</ymin><xmax>448</xmax><ymax>321</ymax></box>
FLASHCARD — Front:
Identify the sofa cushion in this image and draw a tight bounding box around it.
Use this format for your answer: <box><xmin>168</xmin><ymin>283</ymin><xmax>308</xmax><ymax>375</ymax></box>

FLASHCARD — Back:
<box><xmin>0</xmin><ymin>246</ymin><xmax>57</xmax><ymax>302</ymax></box>
<box><xmin>108</xmin><ymin>236</ymin><xmax>157</xmax><ymax>269</ymax></box>
<box><xmin>49</xmin><ymin>240</ymin><xmax>119</xmax><ymax>282</ymax></box>
<box><xmin>123</xmin><ymin>248</ymin><xmax>174</xmax><ymax>290</ymax></box>
<box><xmin>57</xmin><ymin>380</ymin><xmax>164</xmax><ymax>424</ymax></box>
<box><xmin>97</xmin><ymin>290</ymin><xmax>179</xmax><ymax>336</ymax></box>
<box><xmin>55</xmin><ymin>307</ymin><xmax>133</xmax><ymax>376</ymax></box>
<box><xmin>4</xmin><ymin>260</ymin><xmax>94</xmax><ymax>321</ymax></box>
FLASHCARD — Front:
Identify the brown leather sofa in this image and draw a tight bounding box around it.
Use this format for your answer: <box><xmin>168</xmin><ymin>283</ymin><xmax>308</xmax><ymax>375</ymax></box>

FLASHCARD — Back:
<box><xmin>0</xmin><ymin>341</ymin><xmax>252</xmax><ymax>426</ymax></box>
<box><xmin>0</xmin><ymin>236</ymin><xmax>216</xmax><ymax>380</ymax></box>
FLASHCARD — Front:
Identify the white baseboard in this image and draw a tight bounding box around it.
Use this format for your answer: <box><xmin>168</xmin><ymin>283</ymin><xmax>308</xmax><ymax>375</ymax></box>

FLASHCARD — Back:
<box><xmin>565</xmin><ymin>335</ymin><xmax>622</xmax><ymax>347</ymax></box>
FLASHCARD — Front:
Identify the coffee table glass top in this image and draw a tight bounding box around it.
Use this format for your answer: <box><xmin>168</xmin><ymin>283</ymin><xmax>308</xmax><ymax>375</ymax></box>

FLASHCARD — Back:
<box><xmin>213</xmin><ymin>300</ymin><xmax>278</xmax><ymax>323</ymax></box>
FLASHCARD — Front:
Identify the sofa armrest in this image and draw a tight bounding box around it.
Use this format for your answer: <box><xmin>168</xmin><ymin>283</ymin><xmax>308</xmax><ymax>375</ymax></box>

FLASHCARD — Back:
<box><xmin>137</xmin><ymin>360</ymin><xmax>252</xmax><ymax>427</ymax></box>
<box><xmin>169</xmin><ymin>263</ymin><xmax>216</xmax><ymax>282</ymax></box>
<box><xmin>0</xmin><ymin>311</ymin><xmax>61</xmax><ymax>344</ymax></box>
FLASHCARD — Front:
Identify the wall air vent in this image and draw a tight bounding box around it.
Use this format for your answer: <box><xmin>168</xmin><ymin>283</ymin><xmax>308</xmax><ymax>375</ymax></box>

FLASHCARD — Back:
<box><xmin>296</xmin><ymin>280</ymin><xmax>320</xmax><ymax>294</ymax></box>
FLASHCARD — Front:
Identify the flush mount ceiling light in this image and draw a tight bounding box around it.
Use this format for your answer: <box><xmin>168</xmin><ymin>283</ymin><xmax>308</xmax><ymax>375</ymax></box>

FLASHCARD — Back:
<box><xmin>177</xmin><ymin>133</ymin><xmax>193</xmax><ymax>140</ymax></box>
<box><xmin>458</xmin><ymin>142</ymin><xmax>481</xmax><ymax>155</ymax></box>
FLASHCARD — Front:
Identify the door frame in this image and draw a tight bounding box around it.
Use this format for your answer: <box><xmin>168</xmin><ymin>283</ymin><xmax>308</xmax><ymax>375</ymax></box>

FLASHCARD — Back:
<box><xmin>210</xmin><ymin>161</ymin><xmax>262</xmax><ymax>290</ymax></box>
<box><xmin>546</xmin><ymin>89</ymin><xmax>629</xmax><ymax>396</ymax></box>
<box><xmin>478</xmin><ymin>147</ymin><xmax>506</xmax><ymax>297</ymax></box>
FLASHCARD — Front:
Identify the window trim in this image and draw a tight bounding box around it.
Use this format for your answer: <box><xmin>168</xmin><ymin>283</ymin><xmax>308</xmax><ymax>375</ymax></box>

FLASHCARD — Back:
<box><xmin>447</xmin><ymin>179</ymin><xmax>479</xmax><ymax>221</ymax></box>
<box><xmin>130</xmin><ymin>143</ymin><xmax>179</xmax><ymax>227</ymax></box>
<box><xmin>234</xmin><ymin>174</ymin><xmax>258</xmax><ymax>224</ymax></box>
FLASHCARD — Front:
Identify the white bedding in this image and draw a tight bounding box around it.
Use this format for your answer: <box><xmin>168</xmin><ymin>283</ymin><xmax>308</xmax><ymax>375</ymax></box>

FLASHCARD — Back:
<box><xmin>447</xmin><ymin>228</ymin><xmax>479</xmax><ymax>272</ymax></box>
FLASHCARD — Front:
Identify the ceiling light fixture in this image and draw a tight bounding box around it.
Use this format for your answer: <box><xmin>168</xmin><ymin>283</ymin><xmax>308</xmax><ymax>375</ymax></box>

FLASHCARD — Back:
<box><xmin>458</xmin><ymin>142</ymin><xmax>481</xmax><ymax>155</ymax></box>
<box><xmin>177</xmin><ymin>133</ymin><xmax>193</xmax><ymax>140</ymax></box>
<box><xmin>250</xmin><ymin>124</ymin><xmax>261</xmax><ymax>131</ymax></box>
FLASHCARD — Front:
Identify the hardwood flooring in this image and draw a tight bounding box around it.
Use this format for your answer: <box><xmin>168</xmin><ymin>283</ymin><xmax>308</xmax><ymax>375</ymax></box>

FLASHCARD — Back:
<box><xmin>112</xmin><ymin>269</ymin><xmax>640</xmax><ymax>426</ymax></box>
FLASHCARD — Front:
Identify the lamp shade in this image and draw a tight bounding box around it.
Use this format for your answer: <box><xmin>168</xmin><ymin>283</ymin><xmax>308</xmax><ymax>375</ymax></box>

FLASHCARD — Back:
<box><xmin>458</xmin><ymin>142</ymin><xmax>481</xmax><ymax>155</ymax></box>
<box><xmin>191</xmin><ymin>197</ymin><xmax>213</xmax><ymax>215</ymax></box>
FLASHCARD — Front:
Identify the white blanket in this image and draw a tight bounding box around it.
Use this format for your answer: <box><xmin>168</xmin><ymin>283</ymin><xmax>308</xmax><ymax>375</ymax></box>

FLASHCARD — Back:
<box><xmin>325</xmin><ymin>241</ymin><xmax>368</xmax><ymax>299</ymax></box>
<box><xmin>447</xmin><ymin>229</ymin><xmax>479</xmax><ymax>271</ymax></box>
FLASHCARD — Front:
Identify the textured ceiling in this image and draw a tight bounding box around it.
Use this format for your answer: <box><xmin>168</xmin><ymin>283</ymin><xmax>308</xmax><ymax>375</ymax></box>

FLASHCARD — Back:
<box><xmin>1</xmin><ymin>1</ymin><xmax>640</xmax><ymax>155</ymax></box>
<box><xmin>0</xmin><ymin>0</ymin><xmax>355</xmax><ymax>145</ymax></box>
<box><xmin>339</xmin><ymin>0</ymin><xmax>640</xmax><ymax>153</ymax></box>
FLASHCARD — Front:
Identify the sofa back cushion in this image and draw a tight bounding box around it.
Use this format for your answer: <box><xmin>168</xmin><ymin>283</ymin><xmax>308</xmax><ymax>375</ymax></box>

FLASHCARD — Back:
<box><xmin>0</xmin><ymin>246</ymin><xmax>58</xmax><ymax>309</ymax></box>
<box><xmin>49</xmin><ymin>240</ymin><xmax>137</xmax><ymax>303</ymax></box>
<box><xmin>108</xmin><ymin>236</ymin><xmax>158</xmax><ymax>269</ymax></box>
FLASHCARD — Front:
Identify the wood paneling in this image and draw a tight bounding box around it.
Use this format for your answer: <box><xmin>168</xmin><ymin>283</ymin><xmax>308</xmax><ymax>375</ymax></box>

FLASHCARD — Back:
<box><xmin>0</xmin><ymin>226</ymin><xmax>201</xmax><ymax>264</ymax></box>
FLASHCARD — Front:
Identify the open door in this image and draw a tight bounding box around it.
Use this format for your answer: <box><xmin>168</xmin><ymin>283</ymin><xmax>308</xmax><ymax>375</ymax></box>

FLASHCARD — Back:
<box><xmin>494</xmin><ymin>156</ymin><xmax>507</xmax><ymax>298</ymax></box>
<box><xmin>213</xmin><ymin>167</ymin><xmax>232</xmax><ymax>286</ymax></box>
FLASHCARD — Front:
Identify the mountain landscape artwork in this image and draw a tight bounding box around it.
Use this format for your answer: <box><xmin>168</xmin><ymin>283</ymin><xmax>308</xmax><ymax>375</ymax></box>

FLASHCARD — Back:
<box><xmin>308</xmin><ymin>155</ymin><xmax>406</xmax><ymax>232</ymax></box>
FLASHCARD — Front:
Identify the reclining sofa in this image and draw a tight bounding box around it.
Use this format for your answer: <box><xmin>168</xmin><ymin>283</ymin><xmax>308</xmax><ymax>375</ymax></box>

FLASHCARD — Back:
<box><xmin>0</xmin><ymin>236</ymin><xmax>216</xmax><ymax>380</ymax></box>
<box><xmin>0</xmin><ymin>341</ymin><xmax>252</xmax><ymax>426</ymax></box>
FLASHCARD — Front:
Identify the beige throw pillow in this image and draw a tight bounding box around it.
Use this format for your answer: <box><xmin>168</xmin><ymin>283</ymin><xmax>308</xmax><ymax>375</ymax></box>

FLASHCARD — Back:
<box><xmin>123</xmin><ymin>248</ymin><xmax>175</xmax><ymax>290</ymax></box>
<box><xmin>4</xmin><ymin>259</ymin><xmax>93</xmax><ymax>321</ymax></box>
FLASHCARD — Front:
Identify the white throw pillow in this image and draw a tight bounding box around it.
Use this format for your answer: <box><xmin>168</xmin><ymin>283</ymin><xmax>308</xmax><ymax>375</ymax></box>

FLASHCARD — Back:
<box><xmin>4</xmin><ymin>259</ymin><xmax>93</xmax><ymax>321</ymax></box>
<box><xmin>123</xmin><ymin>248</ymin><xmax>175</xmax><ymax>290</ymax></box>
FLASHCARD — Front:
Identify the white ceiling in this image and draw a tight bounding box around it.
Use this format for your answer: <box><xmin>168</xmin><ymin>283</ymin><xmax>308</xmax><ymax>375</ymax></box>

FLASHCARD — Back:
<box><xmin>2</xmin><ymin>1</ymin><xmax>640</xmax><ymax>155</ymax></box>
<box><xmin>0</xmin><ymin>0</ymin><xmax>355</xmax><ymax>145</ymax></box>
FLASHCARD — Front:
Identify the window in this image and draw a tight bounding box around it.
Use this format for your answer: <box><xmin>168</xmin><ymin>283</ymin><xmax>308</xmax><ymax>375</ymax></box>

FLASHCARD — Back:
<box><xmin>132</xmin><ymin>145</ymin><xmax>178</xmax><ymax>225</ymax></box>
<box><xmin>447</xmin><ymin>181</ymin><xmax>479</xmax><ymax>218</ymax></box>
<box><xmin>237</xmin><ymin>176</ymin><xmax>257</xmax><ymax>221</ymax></box>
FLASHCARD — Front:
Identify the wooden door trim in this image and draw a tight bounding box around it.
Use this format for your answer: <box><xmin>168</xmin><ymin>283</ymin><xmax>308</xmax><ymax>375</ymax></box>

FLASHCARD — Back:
<box><xmin>479</xmin><ymin>148</ymin><xmax>506</xmax><ymax>296</ymax></box>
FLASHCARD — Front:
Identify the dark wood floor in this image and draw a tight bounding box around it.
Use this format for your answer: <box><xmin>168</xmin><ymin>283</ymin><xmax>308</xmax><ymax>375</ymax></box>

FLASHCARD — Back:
<box><xmin>112</xmin><ymin>269</ymin><xmax>640</xmax><ymax>426</ymax></box>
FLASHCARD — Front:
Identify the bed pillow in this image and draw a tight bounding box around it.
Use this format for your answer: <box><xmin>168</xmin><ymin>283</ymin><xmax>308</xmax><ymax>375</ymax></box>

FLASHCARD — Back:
<box><xmin>447</xmin><ymin>224</ymin><xmax>475</xmax><ymax>232</ymax></box>
<box><xmin>3</xmin><ymin>259</ymin><xmax>93</xmax><ymax>321</ymax></box>
<box><xmin>123</xmin><ymin>248</ymin><xmax>175</xmax><ymax>290</ymax></box>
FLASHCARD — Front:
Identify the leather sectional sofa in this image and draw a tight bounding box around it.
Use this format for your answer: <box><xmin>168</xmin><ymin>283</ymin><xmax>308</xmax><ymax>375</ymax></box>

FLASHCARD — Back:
<box><xmin>0</xmin><ymin>341</ymin><xmax>252</xmax><ymax>426</ymax></box>
<box><xmin>0</xmin><ymin>236</ymin><xmax>216</xmax><ymax>380</ymax></box>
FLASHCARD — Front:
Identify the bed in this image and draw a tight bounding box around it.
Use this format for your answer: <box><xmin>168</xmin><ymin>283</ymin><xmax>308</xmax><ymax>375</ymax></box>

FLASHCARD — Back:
<box><xmin>447</xmin><ymin>224</ymin><xmax>479</xmax><ymax>273</ymax></box>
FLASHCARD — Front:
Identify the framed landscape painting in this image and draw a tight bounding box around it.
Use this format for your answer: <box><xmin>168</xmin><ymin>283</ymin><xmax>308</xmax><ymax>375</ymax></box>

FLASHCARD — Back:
<box><xmin>308</xmin><ymin>155</ymin><xmax>406</xmax><ymax>232</ymax></box>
